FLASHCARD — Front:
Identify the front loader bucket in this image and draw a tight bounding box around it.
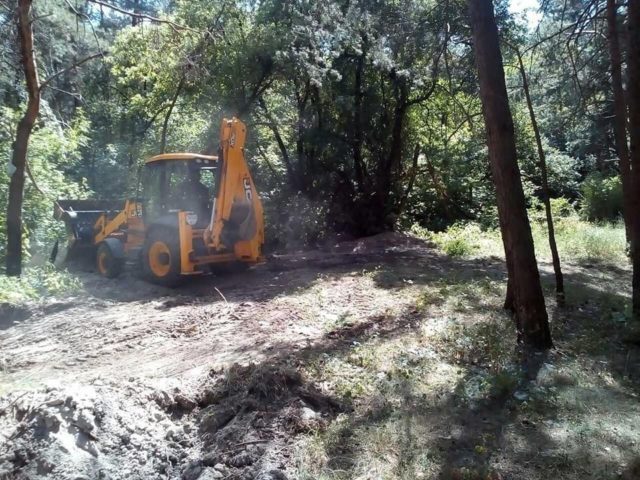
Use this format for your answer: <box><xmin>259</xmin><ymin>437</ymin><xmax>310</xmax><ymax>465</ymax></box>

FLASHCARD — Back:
<box><xmin>52</xmin><ymin>199</ymin><xmax>123</xmax><ymax>266</ymax></box>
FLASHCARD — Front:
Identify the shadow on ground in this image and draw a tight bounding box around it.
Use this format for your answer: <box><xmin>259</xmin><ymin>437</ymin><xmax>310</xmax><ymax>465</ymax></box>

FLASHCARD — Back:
<box><xmin>175</xmin><ymin>249</ymin><xmax>640</xmax><ymax>480</ymax></box>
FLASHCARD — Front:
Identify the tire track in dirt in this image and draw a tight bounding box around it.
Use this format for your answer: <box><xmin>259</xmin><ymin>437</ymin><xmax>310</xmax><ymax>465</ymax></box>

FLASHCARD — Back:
<box><xmin>0</xmin><ymin>233</ymin><xmax>439</xmax><ymax>479</ymax></box>
<box><xmin>1</xmin><ymin>234</ymin><xmax>432</xmax><ymax>394</ymax></box>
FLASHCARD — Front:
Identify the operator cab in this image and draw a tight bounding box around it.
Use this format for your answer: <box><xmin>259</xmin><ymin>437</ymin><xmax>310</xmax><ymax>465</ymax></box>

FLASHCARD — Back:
<box><xmin>141</xmin><ymin>153</ymin><xmax>218</xmax><ymax>228</ymax></box>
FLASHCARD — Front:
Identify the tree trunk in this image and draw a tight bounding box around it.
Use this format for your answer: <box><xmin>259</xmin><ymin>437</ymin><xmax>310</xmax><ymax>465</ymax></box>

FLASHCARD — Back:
<box><xmin>627</xmin><ymin>0</ymin><xmax>640</xmax><ymax>318</ymax></box>
<box><xmin>469</xmin><ymin>0</ymin><xmax>552</xmax><ymax>349</ymax></box>
<box><xmin>373</xmin><ymin>91</ymin><xmax>408</xmax><ymax>231</ymax></box>
<box><xmin>514</xmin><ymin>47</ymin><xmax>565</xmax><ymax>303</ymax></box>
<box><xmin>6</xmin><ymin>0</ymin><xmax>40</xmax><ymax>276</ymax></box>
<box><xmin>295</xmin><ymin>81</ymin><xmax>310</xmax><ymax>191</ymax></box>
<box><xmin>352</xmin><ymin>48</ymin><xmax>366</xmax><ymax>193</ymax></box>
<box><xmin>131</xmin><ymin>0</ymin><xmax>140</xmax><ymax>27</ymax></box>
<box><xmin>258</xmin><ymin>98</ymin><xmax>299</xmax><ymax>191</ymax></box>
<box><xmin>397</xmin><ymin>143</ymin><xmax>421</xmax><ymax>215</ymax></box>
<box><xmin>607</xmin><ymin>0</ymin><xmax>633</xmax><ymax>243</ymax></box>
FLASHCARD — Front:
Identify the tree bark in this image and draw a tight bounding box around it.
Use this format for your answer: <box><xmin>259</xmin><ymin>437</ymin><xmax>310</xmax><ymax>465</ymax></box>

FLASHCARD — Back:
<box><xmin>132</xmin><ymin>0</ymin><xmax>140</xmax><ymax>27</ymax></box>
<box><xmin>513</xmin><ymin>46</ymin><xmax>565</xmax><ymax>303</ymax></box>
<box><xmin>6</xmin><ymin>0</ymin><xmax>40</xmax><ymax>276</ymax></box>
<box><xmin>295</xmin><ymin>80</ymin><xmax>310</xmax><ymax>189</ymax></box>
<box><xmin>469</xmin><ymin>0</ymin><xmax>552</xmax><ymax>349</ymax></box>
<box><xmin>352</xmin><ymin>47</ymin><xmax>367</xmax><ymax>193</ymax></box>
<box><xmin>627</xmin><ymin>0</ymin><xmax>640</xmax><ymax>318</ymax></box>
<box><xmin>607</xmin><ymin>0</ymin><xmax>633</xmax><ymax>243</ymax></box>
<box><xmin>258</xmin><ymin>98</ymin><xmax>299</xmax><ymax>191</ymax></box>
<box><xmin>397</xmin><ymin>143</ymin><xmax>421</xmax><ymax>215</ymax></box>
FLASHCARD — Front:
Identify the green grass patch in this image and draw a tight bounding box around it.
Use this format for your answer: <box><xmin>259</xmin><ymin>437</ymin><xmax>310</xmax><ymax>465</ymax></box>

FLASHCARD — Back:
<box><xmin>411</xmin><ymin>223</ymin><xmax>480</xmax><ymax>258</ymax></box>
<box><xmin>531</xmin><ymin>217</ymin><xmax>627</xmax><ymax>264</ymax></box>
<box><xmin>416</xmin><ymin>277</ymin><xmax>504</xmax><ymax>313</ymax></box>
<box><xmin>292</xmin><ymin>224</ymin><xmax>637</xmax><ymax>480</ymax></box>
<box><xmin>413</xmin><ymin>218</ymin><xmax>627</xmax><ymax>265</ymax></box>
<box><xmin>0</xmin><ymin>265</ymin><xmax>82</xmax><ymax>303</ymax></box>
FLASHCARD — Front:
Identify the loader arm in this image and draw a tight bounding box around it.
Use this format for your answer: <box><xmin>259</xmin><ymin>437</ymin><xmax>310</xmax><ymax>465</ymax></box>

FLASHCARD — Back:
<box><xmin>205</xmin><ymin>117</ymin><xmax>264</xmax><ymax>262</ymax></box>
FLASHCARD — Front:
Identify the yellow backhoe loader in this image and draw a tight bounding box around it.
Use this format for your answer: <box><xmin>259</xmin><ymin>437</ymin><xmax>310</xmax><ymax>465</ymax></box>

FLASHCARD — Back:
<box><xmin>53</xmin><ymin>117</ymin><xmax>264</xmax><ymax>286</ymax></box>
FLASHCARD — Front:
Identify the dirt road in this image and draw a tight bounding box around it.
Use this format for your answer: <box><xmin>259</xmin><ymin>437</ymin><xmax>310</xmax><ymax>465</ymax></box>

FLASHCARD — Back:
<box><xmin>0</xmin><ymin>233</ymin><xmax>437</xmax><ymax>479</ymax></box>
<box><xmin>2</xmin><ymin>234</ymin><xmax>430</xmax><ymax>393</ymax></box>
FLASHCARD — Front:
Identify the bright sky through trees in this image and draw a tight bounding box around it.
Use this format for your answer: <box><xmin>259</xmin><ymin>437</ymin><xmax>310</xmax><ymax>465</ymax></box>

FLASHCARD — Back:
<box><xmin>510</xmin><ymin>0</ymin><xmax>542</xmax><ymax>27</ymax></box>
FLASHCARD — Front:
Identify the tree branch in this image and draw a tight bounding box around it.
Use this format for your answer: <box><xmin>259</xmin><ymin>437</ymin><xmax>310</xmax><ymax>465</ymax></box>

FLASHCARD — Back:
<box><xmin>397</xmin><ymin>143</ymin><xmax>421</xmax><ymax>215</ymax></box>
<box><xmin>256</xmin><ymin>144</ymin><xmax>280</xmax><ymax>177</ymax></box>
<box><xmin>86</xmin><ymin>0</ymin><xmax>207</xmax><ymax>36</ymax></box>
<box><xmin>160</xmin><ymin>75</ymin><xmax>185</xmax><ymax>153</ymax></box>
<box><xmin>257</xmin><ymin>98</ymin><xmax>297</xmax><ymax>188</ymax></box>
<box><xmin>64</xmin><ymin>0</ymin><xmax>106</xmax><ymax>56</ymax></box>
<box><xmin>39</xmin><ymin>53</ymin><xmax>101</xmax><ymax>91</ymax></box>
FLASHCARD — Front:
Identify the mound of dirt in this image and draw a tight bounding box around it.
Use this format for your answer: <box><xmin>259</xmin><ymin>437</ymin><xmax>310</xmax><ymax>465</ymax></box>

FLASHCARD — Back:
<box><xmin>188</xmin><ymin>363</ymin><xmax>343</xmax><ymax>480</ymax></box>
<box><xmin>0</xmin><ymin>380</ymin><xmax>198</xmax><ymax>479</ymax></box>
<box><xmin>266</xmin><ymin>231</ymin><xmax>433</xmax><ymax>272</ymax></box>
<box><xmin>331</xmin><ymin>231</ymin><xmax>433</xmax><ymax>254</ymax></box>
<box><xmin>0</xmin><ymin>364</ymin><xmax>341</xmax><ymax>480</ymax></box>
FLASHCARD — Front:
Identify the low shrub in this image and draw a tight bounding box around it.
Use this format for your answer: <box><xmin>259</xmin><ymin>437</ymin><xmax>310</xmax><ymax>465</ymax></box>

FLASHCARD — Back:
<box><xmin>442</xmin><ymin>236</ymin><xmax>474</xmax><ymax>257</ymax></box>
<box><xmin>580</xmin><ymin>173</ymin><xmax>623</xmax><ymax>222</ymax></box>
<box><xmin>527</xmin><ymin>197</ymin><xmax>578</xmax><ymax>226</ymax></box>
<box><xmin>550</xmin><ymin>197</ymin><xmax>577</xmax><ymax>218</ymax></box>
<box><xmin>411</xmin><ymin>223</ymin><xmax>480</xmax><ymax>258</ymax></box>
<box><xmin>0</xmin><ymin>265</ymin><xmax>81</xmax><ymax>304</ymax></box>
<box><xmin>545</xmin><ymin>218</ymin><xmax>626</xmax><ymax>263</ymax></box>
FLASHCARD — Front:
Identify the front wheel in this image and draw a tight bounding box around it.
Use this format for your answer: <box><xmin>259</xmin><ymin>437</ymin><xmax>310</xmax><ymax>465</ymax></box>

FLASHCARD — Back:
<box><xmin>142</xmin><ymin>229</ymin><xmax>183</xmax><ymax>287</ymax></box>
<box><xmin>97</xmin><ymin>241</ymin><xmax>124</xmax><ymax>278</ymax></box>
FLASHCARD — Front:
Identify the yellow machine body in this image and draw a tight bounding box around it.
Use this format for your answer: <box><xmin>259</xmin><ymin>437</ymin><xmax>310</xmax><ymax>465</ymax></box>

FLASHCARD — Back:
<box><xmin>55</xmin><ymin>118</ymin><xmax>264</xmax><ymax>285</ymax></box>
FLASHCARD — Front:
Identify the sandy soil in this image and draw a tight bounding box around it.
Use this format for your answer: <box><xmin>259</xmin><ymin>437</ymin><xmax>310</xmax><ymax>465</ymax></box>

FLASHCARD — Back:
<box><xmin>0</xmin><ymin>233</ymin><xmax>430</xmax><ymax>479</ymax></box>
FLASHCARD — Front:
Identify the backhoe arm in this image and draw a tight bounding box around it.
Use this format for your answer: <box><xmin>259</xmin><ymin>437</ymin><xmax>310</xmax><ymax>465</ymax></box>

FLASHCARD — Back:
<box><xmin>206</xmin><ymin>117</ymin><xmax>264</xmax><ymax>261</ymax></box>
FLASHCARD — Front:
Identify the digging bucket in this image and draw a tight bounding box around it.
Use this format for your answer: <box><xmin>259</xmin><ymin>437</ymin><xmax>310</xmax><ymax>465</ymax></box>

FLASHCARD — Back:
<box><xmin>52</xmin><ymin>199</ymin><xmax>124</xmax><ymax>266</ymax></box>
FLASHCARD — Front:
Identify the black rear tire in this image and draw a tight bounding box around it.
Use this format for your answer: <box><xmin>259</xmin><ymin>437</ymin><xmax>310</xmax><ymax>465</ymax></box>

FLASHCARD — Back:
<box><xmin>142</xmin><ymin>228</ymin><xmax>183</xmax><ymax>287</ymax></box>
<box><xmin>97</xmin><ymin>241</ymin><xmax>124</xmax><ymax>278</ymax></box>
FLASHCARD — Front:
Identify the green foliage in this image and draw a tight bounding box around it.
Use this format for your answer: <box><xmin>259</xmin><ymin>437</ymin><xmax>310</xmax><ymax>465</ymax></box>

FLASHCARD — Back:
<box><xmin>579</xmin><ymin>173</ymin><xmax>623</xmax><ymax>222</ymax></box>
<box><xmin>0</xmin><ymin>265</ymin><xmax>81</xmax><ymax>303</ymax></box>
<box><xmin>549</xmin><ymin>197</ymin><xmax>577</xmax><ymax>218</ymax></box>
<box><xmin>264</xmin><ymin>193</ymin><xmax>328</xmax><ymax>250</ymax></box>
<box><xmin>442</xmin><ymin>236</ymin><xmax>475</xmax><ymax>258</ymax></box>
<box><xmin>0</xmin><ymin>105</ymin><xmax>90</xmax><ymax>264</ymax></box>
<box><xmin>412</xmin><ymin>223</ymin><xmax>479</xmax><ymax>258</ymax></box>
<box><xmin>420</xmin><ymin>213</ymin><xmax>627</xmax><ymax>265</ymax></box>
<box><xmin>0</xmin><ymin>0</ymin><xmax>631</xmax><ymax>269</ymax></box>
<box><xmin>539</xmin><ymin>218</ymin><xmax>627</xmax><ymax>263</ymax></box>
<box><xmin>527</xmin><ymin>197</ymin><xmax>577</xmax><ymax>225</ymax></box>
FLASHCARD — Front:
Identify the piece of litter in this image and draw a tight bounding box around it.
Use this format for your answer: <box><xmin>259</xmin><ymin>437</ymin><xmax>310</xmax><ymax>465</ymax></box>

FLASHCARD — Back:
<box><xmin>513</xmin><ymin>390</ymin><xmax>528</xmax><ymax>401</ymax></box>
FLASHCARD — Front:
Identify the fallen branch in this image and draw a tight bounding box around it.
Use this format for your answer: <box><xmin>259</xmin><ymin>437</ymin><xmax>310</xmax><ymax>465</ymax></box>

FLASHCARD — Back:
<box><xmin>214</xmin><ymin>287</ymin><xmax>228</xmax><ymax>304</ymax></box>
<box><xmin>220</xmin><ymin>439</ymin><xmax>270</xmax><ymax>455</ymax></box>
<box><xmin>232</xmin><ymin>439</ymin><xmax>269</xmax><ymax>448</ymax></box>
<box><xmin>0</xmin><ymin>392</ymin><xmax>28</xmax><ymax>417</ymax></box>
<box><xmin>71</xmin><ymin>422</ymin><xmax>99</xmax><ymax>441</ymax></box>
